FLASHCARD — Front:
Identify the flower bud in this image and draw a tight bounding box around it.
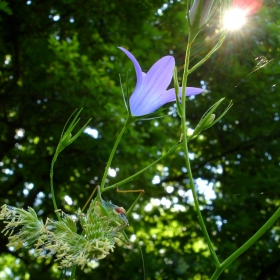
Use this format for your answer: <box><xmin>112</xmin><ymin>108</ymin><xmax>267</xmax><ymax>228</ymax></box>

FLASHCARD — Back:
<box><xmin>204</xmin><ymin>113</ymin><xmax>216</xmax><ymax>127</ymax></box>
<box><xmin>192</xmin><ymin>113</ymin><xmax>215</xmax><ymax>137</ymax></box>
<box><xmin>188</xmin><ymin>98</ymin><xmax>233</xmax><ymax>140</ymax></box>
<box><xmin>55</xmin><ymin>108</ymin><xmax>91</xmax><ymax>154</ymax></box>
<box><xmin>189</xmin><ymin>0</ymin><xmax>215</xmax><ymax>28</ymax></box>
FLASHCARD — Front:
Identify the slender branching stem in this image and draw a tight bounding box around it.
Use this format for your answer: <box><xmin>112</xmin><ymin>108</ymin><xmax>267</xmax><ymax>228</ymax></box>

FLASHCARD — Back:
<box><xmin>50</xmin><ymin>154</ymin><xmax>61</xmax><ymax>221</ymax></box>
<box><xmin>104</xmin><ymin>142</ymin><xmax>182</xmax><ymax>192</ymax></box>
<box><xmin>188</xmin><ymin>32</ymin><xmax>227</xmax><ymax>75</ymax></box>
<box><xmin>181</xmin><ymin>34</ymin><xmax>220</xmax><ymax>267</ymax></box>
<box><xmin>100</xmin><ymin>118</ymin><xmax>131</xmax><ymax>192</ymax></box>
<box><xmin>210</xmin><ymin>206</ymin><xmax>280</xmax><ymax>279</ymax></box>
<box><xmin>70</xmin><ymin>265</ymin><xmax>76</xmax><ymax>280</ymax></box>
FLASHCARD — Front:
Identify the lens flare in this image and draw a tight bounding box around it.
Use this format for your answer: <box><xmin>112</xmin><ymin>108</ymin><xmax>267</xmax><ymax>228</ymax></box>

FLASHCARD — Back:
<box><xmin>223</xmin><ymin>8</ymin><xmax>247</xmax><ymax>31</ymax></box>
<box><xmin>232</xmin><ymin>0</ymin><xmax>263</xmax><ymax>15</ymax></box>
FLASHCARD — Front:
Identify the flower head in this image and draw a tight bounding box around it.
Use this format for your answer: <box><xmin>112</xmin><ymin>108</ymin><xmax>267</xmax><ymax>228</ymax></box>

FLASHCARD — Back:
<box><xmin>118</xmin><ymin>47</ymin><xmax>203</xmax><ymax>116</ymax></box>
<box><xmin>0</xmin><ymin>202</ymin><xmax>129</xmax><ymax>270</ymax></box>
<box><xmin>0</xmin><ymin>204</ymin><xmax>44</xmax><ymax>249</ymax></box>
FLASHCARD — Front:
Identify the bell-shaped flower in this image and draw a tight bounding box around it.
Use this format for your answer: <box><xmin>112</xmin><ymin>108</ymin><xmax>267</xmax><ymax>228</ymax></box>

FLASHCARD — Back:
<box><xmin>118</xmin><ymin>47</ymin><xmax>203</xmax><ymax>117</ymax></box>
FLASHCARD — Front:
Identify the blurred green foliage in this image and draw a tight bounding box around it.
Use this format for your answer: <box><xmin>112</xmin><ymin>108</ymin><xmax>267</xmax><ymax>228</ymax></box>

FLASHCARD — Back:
<box><xmin>1</xmin><ymin>0</ymin><xmax>280</xmax><ymax>279</ymax></box>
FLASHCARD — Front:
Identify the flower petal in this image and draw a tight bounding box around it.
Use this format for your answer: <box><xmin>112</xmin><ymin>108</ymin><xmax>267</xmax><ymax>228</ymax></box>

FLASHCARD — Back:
<box><xmin>130</xmin><ymin>56</ymin><xmax>175</xmax><ymax>116</ymax></box>
<box><xmin>118</xmin><ymin>47</ymin><xmax>143</xmax><ymax>94</ymax></box>
<box><xmin>167</xmin><ymin>87</ymin><xmax>204</xmax><ymax>99</ymax></box>
<box><xmin>131</xmin><ymin>89</ymin><xmax>173</xmax><ymax>116</ymax></box>
<box><xmin>132</xmin><ymin>87</ymin><xmax>204</xmax><ymax>116</ymax></box>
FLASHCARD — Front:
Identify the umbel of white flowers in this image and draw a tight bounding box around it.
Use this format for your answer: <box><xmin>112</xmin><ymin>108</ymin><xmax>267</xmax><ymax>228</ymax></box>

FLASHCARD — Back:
<box><xmin>0</xmin><ymin>199</ymin><xmax>129</xmax><ymax>270</ymax></box>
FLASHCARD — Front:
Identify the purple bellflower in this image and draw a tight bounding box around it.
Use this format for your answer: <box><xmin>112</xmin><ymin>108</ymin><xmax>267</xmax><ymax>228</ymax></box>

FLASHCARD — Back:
<box><xmin>118</xmin><ymin>47</ymin><xmax>203</xmax><ymax>117</ymax></box>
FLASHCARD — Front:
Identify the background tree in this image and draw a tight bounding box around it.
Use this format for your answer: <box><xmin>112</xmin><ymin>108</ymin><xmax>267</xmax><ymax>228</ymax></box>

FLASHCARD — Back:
<box><xmin>0</xmin><ymin>0</ymin><xmax>280</xmax><ymax>279</ymax></box>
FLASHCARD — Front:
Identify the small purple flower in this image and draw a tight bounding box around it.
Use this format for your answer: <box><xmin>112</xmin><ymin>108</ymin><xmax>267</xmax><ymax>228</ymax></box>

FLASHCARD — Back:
<box><xmin>118</xmin><ymin>47</ymin><xmax>203</xmax><ymax>117</ymax></box>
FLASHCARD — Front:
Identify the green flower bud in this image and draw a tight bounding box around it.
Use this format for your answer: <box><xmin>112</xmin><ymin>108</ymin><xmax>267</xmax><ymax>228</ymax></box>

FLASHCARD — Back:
<box><xmin>204</xmin><ymin>113</ymin><xmax>216</xmax><ymax>127</ymax></box>
<box><xmin>188</xmin><ymin>98</ymin><xmax>232</xmax><ymax>140</ymax></box>
<box><xmin>189</xmin><ymin>0</ymin><xmax>215</xmax><ymax>28</ymax></box>
<box><xmin>55</xmin><ymin>108</ymin><xmax>91</xmax><ymax>154</ymax></box>
<box><xmin>191</xmin><ymin>113</ymin><xmax>215</xmax><ymax>137</ymax></box>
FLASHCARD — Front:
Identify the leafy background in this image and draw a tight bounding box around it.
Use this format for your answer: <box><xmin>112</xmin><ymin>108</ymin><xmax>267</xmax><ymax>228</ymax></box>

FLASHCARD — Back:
<box><xmin>1</xmin><ymin>0</ymin><xmax>280</xmax><ymax>279</ymax></box>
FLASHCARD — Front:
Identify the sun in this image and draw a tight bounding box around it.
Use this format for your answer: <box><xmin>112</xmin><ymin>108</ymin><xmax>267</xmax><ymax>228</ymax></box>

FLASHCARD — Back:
<box><xmin>222</xmin><ymin>8</ymin><xmax>248</xmax><ymax>31</ymax></box>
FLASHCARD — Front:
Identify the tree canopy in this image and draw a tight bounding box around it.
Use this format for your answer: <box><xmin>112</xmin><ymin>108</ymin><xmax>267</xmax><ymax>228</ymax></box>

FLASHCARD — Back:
<box><xmin>1</xmin><ymin>0</ymin><xmax>280</xmax><ymax>279</ymax></box>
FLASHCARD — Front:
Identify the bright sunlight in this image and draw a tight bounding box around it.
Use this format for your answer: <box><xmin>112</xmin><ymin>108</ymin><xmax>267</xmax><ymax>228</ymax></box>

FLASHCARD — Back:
<box><xmin>223</xmin><ymin>8</ymin><xmax>247</xmax><ymax>31</ymax></box>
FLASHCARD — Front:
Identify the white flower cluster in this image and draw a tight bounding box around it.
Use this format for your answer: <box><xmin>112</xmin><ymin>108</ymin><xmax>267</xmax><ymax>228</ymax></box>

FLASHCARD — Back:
<box><xmin>0</xmin><ymin>201</ymin><xmax>129</xmax><ymax>270</ymax></box>
<box><xmin>0</xmin><ymin>204</ymin><xmax>44</xmax><ymax>250</ymax></box>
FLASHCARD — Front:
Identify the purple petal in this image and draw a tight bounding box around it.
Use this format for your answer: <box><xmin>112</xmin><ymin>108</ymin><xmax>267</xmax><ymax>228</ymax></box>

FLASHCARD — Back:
<box><xmin>131</xmin><ymin>87</ymin><xmax>204</xmax><ymax>116</ymax></box>
<box><xmin>166</xmin><ymin>87</ymin><xmax>204</xmax><ymax>101</ymax></box>
<box><xmin>130</xmin><ymin>56</ymin><xmax>175</xmax><ymax>116</ymax></box>
<box><xmin>131</xmin><ymin>89</ymin><xmax>174</xmax><ymax>116</ymax></box>
<box><xmin>118</xmin><ymin>47</ymin><xmax>143</xmax><ymax>94</ymax></box>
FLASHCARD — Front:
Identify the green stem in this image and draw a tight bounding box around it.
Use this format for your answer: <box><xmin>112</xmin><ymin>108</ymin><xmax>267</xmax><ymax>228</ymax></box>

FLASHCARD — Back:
<box><xmin>50</xmin><ymin>145</ymin><xmax>76</xmax><ymax>276</ymax></box>
<box><xmin>210</xmin><ymin>206</ymin><xmax>280</xmax><ymax>280</ymax></box>
<box><xmin>100</xmin><ymin>118</ymin><xmax>131</xmax><ymax>192</ymax></box>
<box><xmin>181</xmin><ymin>36</ymin><xmax>220</xmax><ymax>267</ymax></box>
<box><xmin>50</xmin><ymin>153</ymin><xmax>61</xmax><ymax>221</ymax></box>
<box><xmin>70</xmin><ymin>265</ymin><xmax>77</xmax><ymax>280</ymax></box>
<box><xmin>188</xmin><ymin>32</ymin><xmax>227</xmax><ymax>75</ymax></box>
<box><xmin>104</xmin><ymin>142</ymin><xmax>182</xmax><ymax>192</ymax></box>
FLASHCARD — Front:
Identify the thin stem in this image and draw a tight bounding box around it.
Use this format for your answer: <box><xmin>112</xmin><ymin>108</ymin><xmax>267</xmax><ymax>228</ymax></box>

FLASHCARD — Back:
<box><xmin>210</xmin><ymin>206</ymin><xmax>280</xmax><ymax>280</ymax></box>
<box><xmin>181</xmin><ymin>35</ymin><xmax>220</xmax><ymax>267</ymax></box>
<box><xmin>50</xmin><ymin>154</ymin><xmax>61</xmax><ymax>221</ymax></box>
<box><xmin>188</xmin><ymin>32</ymin><xmax>227</xmax><ymax>75</ymax></box>
<box><xmin>100</xmin><ymin>118</ymin><xmax>131</xmax><ymax>192</ymax></box>
<box><xmin>104</xmin><ymin>142</ymin><xmax>182</xmax><ymax>192</ymax></box>
<box><xmin>81</xmin><ymin>186</ymin><xmax>97</xmax><ymax>212</ymax></box>
<box><xmin>70</xmin><ymin>265</ymin><xmax>77</xmax><ymax>280</ymax></box>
